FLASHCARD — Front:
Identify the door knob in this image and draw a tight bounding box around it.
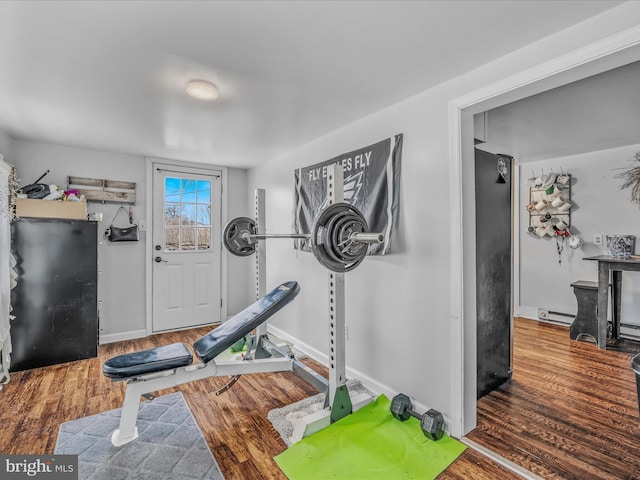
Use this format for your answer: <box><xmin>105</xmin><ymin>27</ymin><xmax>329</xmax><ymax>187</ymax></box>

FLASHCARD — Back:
<box><xmin>154</xmin><ymin>256</ymin><xmax>167</xmax><ymax>263</ymax></box>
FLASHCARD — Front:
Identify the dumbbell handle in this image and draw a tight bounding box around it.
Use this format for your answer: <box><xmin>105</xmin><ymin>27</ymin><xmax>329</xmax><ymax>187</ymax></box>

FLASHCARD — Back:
<box><xmin>408</xmin><ymin>409</ymin><xmax>422</xmax><ymax>421</ymax></box>
<box><xmin>247</xmin><ymin>233</ymin><xmax>309</xmax><ymax>240</ymax></box>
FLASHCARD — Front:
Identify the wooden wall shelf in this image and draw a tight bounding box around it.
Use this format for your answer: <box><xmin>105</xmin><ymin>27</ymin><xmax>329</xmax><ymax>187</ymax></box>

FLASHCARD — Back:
<box><xmin>67</xmin><ymin>176</ymin><xmax>136</xmax><ymax>204</ymax></box>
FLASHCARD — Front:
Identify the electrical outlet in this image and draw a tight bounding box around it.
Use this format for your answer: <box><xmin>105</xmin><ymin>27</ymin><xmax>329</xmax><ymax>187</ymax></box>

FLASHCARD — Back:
<box><xmin>593</xmin><ymin>234</ymin><xmax>603</xmax><ymax>246</ymax></box>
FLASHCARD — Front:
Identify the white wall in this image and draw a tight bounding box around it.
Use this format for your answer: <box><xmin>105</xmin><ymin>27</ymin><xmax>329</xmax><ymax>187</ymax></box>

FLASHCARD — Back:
<box><xmin>245</xmin><ymin>2</ymin><xmax>640</xmax><ymax>435</ymax></box>
<box><xmin>247</xmin><ymin>87</ymin><xmax>465</xmax><ymax>425</ymax></box>
<box><xmin>518</xmin><ymin>143</ymin><xmax>640</xmax><ymax>326</ymax></box>
<box><xmin>225</xmin><ymin>167</ymin><xmax>251</xmax><ymax>314</ymax></box>
<box><xmin>0</xmin><ymin>129</ymin><xmax>11</xmax><ymax>159</ymax></box>
<box><xmin>12</xmin><ymin>140</ymin><xmax>148</xmax><ymax>339</ymax></box>
<box><xmin>11</xmin><ymin>140</ymin><xmax>248</xmax><ymax>340</ymax></box>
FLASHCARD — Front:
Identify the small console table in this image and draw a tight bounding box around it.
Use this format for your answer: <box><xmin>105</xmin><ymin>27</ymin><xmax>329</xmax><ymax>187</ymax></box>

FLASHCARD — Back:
<box><xmin>584</xmin><ymin>255</ymin><xmax>640</xmax><ymax>349</ymax></box>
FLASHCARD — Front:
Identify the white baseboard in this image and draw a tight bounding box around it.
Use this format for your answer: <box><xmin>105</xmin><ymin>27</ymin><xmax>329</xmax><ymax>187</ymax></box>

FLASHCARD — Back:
<box><xmin>99</xmin><ymin>329</ymin><xmax>147</xmax><ymax>345</ymax></box>
<box><xmin>266</xmin><ymin>324</ymin><xmax>447</xmax><ymax>432</ymax></box>
<box><xmin>267</xmin><ymin>324</ymin><xmax>392</xmax><ymax>395</ymax></box>
<box><xmin>515</xmin><ymin>305</ymin><xmax>538</xmax><ymax>320</ymax></box>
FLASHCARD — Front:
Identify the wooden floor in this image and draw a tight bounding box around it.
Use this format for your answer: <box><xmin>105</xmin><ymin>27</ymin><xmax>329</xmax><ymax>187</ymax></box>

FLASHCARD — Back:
<box><xmin>5</xmin><ymin>318</ymin><xmax>635</xmax><ymax>479</ymax></box>
<box><xmin>0</xmin><ymin>327</ymin><xmax>519</xmax><ymax>479</ymax></box>
<box><xmin>467</xmin><ymin>317</ymin><xmax>640</xmax><ymax>480</ymax></box>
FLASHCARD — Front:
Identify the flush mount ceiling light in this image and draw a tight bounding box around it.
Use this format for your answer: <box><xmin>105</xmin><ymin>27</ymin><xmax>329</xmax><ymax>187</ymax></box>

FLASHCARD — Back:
<box><xmin>186</xmin><ymin>79</ymin><xmax>218</xmax><ymax>100</ymax></box>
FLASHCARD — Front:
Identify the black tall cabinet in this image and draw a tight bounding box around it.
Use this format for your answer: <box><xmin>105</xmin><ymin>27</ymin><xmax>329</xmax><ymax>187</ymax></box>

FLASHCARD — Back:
<box><xmin>10</xmin><ymin>218</ymin><xmax>98</xmax><ymax>372</ymax></box>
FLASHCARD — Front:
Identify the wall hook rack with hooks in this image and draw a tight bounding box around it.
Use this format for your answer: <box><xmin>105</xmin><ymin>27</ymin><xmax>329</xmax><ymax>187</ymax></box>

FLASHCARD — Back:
<box><xmin>526</xmin><ymin>172</ymin><xmax>573</xmax><ymax>240</ymax></box>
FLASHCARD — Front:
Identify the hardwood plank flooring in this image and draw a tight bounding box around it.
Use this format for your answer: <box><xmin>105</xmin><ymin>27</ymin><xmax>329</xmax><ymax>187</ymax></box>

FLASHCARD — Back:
<box><xmin>467</xmin><ymin>317</ymin><xmax>640</xmax><ymax>480</ymax></box>
<box><xmin>0</xmin><ymin>327</ymin><xmax>519</xmax><ymax>479</ymax></box>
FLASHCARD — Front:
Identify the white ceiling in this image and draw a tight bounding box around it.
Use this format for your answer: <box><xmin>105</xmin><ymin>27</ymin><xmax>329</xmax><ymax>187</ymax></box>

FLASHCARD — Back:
<box><xmin>0</xmin><ymin>1</ymin><xmax>624</xmax><ymax>168</ymax></box>
<box><xmin>478</xmin><ymin>59</ymin><xmax>640</xmax><ymax>163</ymax></box>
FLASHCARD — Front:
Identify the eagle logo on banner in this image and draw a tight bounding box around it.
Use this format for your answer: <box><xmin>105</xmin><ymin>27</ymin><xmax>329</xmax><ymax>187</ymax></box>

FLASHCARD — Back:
<box><xmin>294</xmin><ymin>134</ymin><xmax>403</xmax><ymax>255</ymax></box>
<box><xmin>317</xmin><ymin>171</ymin><xmax>364</xmax><ymax>211</ymax></box>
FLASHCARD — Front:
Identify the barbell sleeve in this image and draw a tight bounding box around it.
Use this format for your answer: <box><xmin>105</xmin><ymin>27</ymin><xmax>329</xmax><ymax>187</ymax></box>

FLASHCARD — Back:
<box><xmin>245</xmin><ymin>232</ymin><xmax>383</xmax><ymax>244</ymax></box>
<box><xmin>243</xmin><ymin>233</ymin><xmax>310</xmax><ymax>241</ymax></box>
<box><xmin>349</xmin><ymin>232</ymin><xmax>384</xmax><ymax>244</ymax></box>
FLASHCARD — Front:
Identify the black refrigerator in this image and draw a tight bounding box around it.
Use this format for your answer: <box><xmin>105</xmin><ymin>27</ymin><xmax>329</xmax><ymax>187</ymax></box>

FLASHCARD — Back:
<box><xmin>475</xmin><ymin>149</ymin><xmax>513</xmax><ymax>398</ymax></box>
<box><xmin>10</xmin><ymin>218</ymin><xmax>98</xmax><ymax>372</ymax></box>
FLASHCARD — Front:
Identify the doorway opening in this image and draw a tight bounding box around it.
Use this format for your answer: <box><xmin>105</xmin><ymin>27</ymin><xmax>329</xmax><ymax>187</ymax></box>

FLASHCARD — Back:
<box><xmin>449</xmin><ymin>22</ymin><xmax>640</xmax><ymax>468</ymax></box>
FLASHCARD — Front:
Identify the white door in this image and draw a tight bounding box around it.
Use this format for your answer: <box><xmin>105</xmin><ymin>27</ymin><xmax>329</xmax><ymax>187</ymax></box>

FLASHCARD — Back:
<box><xmin>152</xmin><ymin>164</ymin><xmax>222</xmax><ymax>332</ymax></box>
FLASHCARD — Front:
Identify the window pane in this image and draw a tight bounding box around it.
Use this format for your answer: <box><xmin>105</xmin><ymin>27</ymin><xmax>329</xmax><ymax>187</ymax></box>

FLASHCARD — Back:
<box><xmin>196</xmin><ymin>204</ymin><xmax>211</xmax><ymax>226</ymax></box>
<box><xmin>181</xmin><ymin>227</ymin><xmax>196</xmax><ymax>250</ymax></box>
<box><xmin>197</xmin><ymin>228</ymin><xmax>211</xmax><ymax>250</ymax></box>
<box><xmin>165</xmin><ymin>227</ymin><xmax>179</xmax><ymax>251</ymax></box>
<box><xmin>165</xmin><ymin>203</ymin><xmax>180</xmax><ymax>226</ymax></box>
<box><xmin>181</xmin><ymin>204</ymin><xmax>196</xmax><ymax>226</ymax></box>
<box><xmin>181</xmin><ymin>179</ymin><xmax>197</xmax><ymax>203</ymax></box>
<box><xmin>165</xmin><ymin>178</ymin><xmax>180</xmax><ymax>203</ymax></box>
<box><xmin>163</xmin><ymin>175</ymin><xmax>215</xmax><ymax>253</ymax></box>
<box><xmin>197</xmin><ymin>180</ymin><xmax>211</xmax><ymax>203</ymax></box>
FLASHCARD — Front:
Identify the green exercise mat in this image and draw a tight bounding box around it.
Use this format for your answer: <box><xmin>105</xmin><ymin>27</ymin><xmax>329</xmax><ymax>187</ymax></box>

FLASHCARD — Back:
<box><xmin>275</xmin><ymin>394</ymin><xmax>466</xmax><ymax>480</ymax></box>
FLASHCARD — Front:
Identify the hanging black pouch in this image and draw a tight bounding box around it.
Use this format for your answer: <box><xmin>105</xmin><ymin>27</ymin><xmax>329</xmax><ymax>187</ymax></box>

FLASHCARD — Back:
<box><xmin>106</xmin><ymin>206</ymin><xmax>139</xmax><ymax>242</ymax></box>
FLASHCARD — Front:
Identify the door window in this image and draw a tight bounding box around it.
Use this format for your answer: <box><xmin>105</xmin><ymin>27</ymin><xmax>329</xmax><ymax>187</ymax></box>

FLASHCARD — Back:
<box><xmin>164</xmin><ymin>177</ymin><xmax>212</xmax><ymax>252</ymax></box>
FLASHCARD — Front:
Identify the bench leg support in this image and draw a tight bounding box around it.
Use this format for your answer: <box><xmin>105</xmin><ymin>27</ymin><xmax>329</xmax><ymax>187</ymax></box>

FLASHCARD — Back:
<box><xmin>111</xmin><ymin>380</ymin><xmax>148</xmax><ymax>446</ymax></box>
<box><xmin>109</xmin><ymin>358</ymin><xmax>295</xmax><ymax>446</ymax></box>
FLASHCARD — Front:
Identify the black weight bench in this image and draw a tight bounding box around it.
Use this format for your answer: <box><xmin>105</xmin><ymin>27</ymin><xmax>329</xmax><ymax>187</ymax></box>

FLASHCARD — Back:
<box><xmin>103</xmin><ymin>281</ymin><xmax>300</xmax><ymax>446</ymax></box>
<box><xmin>103</xmin><ymin>343</ymin><xmax>194</xmax><ymax>380</ymax></box>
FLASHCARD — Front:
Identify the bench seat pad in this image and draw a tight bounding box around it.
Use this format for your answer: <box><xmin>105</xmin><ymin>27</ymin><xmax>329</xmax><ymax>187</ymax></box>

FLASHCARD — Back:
<box><xmin>103</xmin><ymin>342</ymin><xmax>193</xmax><ymax>379</ymax></box>
<box><xmin>193</xmin><ymin>281</ymin><xmax>300</xmax><ymax>363</ymax></box>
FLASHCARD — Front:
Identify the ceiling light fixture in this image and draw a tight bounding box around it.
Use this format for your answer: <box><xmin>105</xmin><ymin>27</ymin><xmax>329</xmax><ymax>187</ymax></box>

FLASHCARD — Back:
<box><xmin>186</xmin><ymin>79</ymin><xmax>218</xmax><ymax>100</ymax></box>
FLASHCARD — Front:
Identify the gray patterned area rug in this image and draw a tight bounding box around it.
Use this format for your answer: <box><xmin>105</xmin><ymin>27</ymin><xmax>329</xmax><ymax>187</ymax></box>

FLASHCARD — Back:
<box><xmin>55</xmin><ymin>392</ymin><xmax>224</xmax><ymax>480</ymax></box>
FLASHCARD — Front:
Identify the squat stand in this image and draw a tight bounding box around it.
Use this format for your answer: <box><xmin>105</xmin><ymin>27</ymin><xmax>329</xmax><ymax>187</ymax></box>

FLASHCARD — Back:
<box><xmin>252</xmin><ymin>188</ymin><xmax>270</xmax><ymax>359</ymax></box>
<box><xmin>250</xmin><ymin>188</ymin><xmax>328</xmax><ymax>392</ymax></box>
<box><xmin>240</xmin><ymin>164</ymin><xmax>372</xmax><ymax>442</ymax></box>
<box><xmin>325</xmin><ymin>165</ymin><xmax>351</xmax><ymax>422</ymax></box>
<box><xmin>289</xmin><ymin>164</ymin><xmax>372</xmax><ymax>442</ymax></box>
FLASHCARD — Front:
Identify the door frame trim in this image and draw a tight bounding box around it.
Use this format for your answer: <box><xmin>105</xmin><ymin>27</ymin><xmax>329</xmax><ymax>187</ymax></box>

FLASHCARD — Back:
<box><xmin>449</xmin><ymin>24</ymin><xmax>640</xmax><ymax>437</ymax></box>
<box><xmin>145</xmin><ymin>157</ymin><xmax>229</xmax><ymax>336</ymax></box>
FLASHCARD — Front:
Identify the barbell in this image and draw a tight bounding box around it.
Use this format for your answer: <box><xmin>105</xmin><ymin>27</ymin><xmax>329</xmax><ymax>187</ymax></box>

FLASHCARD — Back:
<box><xmin>223</xmin><ymin>203</ymin><xmax>384</xmax><ymax>272</ymax></box>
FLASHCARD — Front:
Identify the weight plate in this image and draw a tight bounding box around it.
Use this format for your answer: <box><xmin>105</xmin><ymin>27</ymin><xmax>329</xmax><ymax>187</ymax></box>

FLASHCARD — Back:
<box><xmin>223</xmin><ymin>217</ymin><xmax>257</xmax><ymax>256</ymax></box>
<box><xmin>311</xmin><ymin>203</ymin><xmax>369</xmax><ymax>272</ymax></box>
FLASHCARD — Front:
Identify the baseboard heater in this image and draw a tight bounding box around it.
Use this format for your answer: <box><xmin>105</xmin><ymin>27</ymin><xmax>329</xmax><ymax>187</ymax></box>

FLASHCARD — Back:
<box><xmin>537</xmin><ymin>309</ymin><xmax>574</xmax><ymax>325</ymax></box>
<box><xmin>537</xmin><ymin>308</ymin><xmax>640</xmax><ymax>341</ymax></box>
<box><xmin>620</xmin><ymin>323</ymin><xmax>640</xmax><ymax>341</ymax></box>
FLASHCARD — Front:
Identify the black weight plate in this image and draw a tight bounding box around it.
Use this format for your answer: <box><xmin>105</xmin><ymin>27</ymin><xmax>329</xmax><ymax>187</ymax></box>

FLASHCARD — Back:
<box><xmin>223</xmin><ymin>217</ymin><xmax>257</xmax><ymax>257</ymax></box>
<box><xmin>311</xmin><ymin>203</ymin><xmax>369</xmax><ymax>272</ymax></box>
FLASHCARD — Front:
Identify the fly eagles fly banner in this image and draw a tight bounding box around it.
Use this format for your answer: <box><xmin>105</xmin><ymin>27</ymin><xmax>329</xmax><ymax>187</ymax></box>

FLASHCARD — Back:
<box><xmin>294</xmin><ymin>134</ymin><xmax>402</xmax><ymax>255</ymax></box>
